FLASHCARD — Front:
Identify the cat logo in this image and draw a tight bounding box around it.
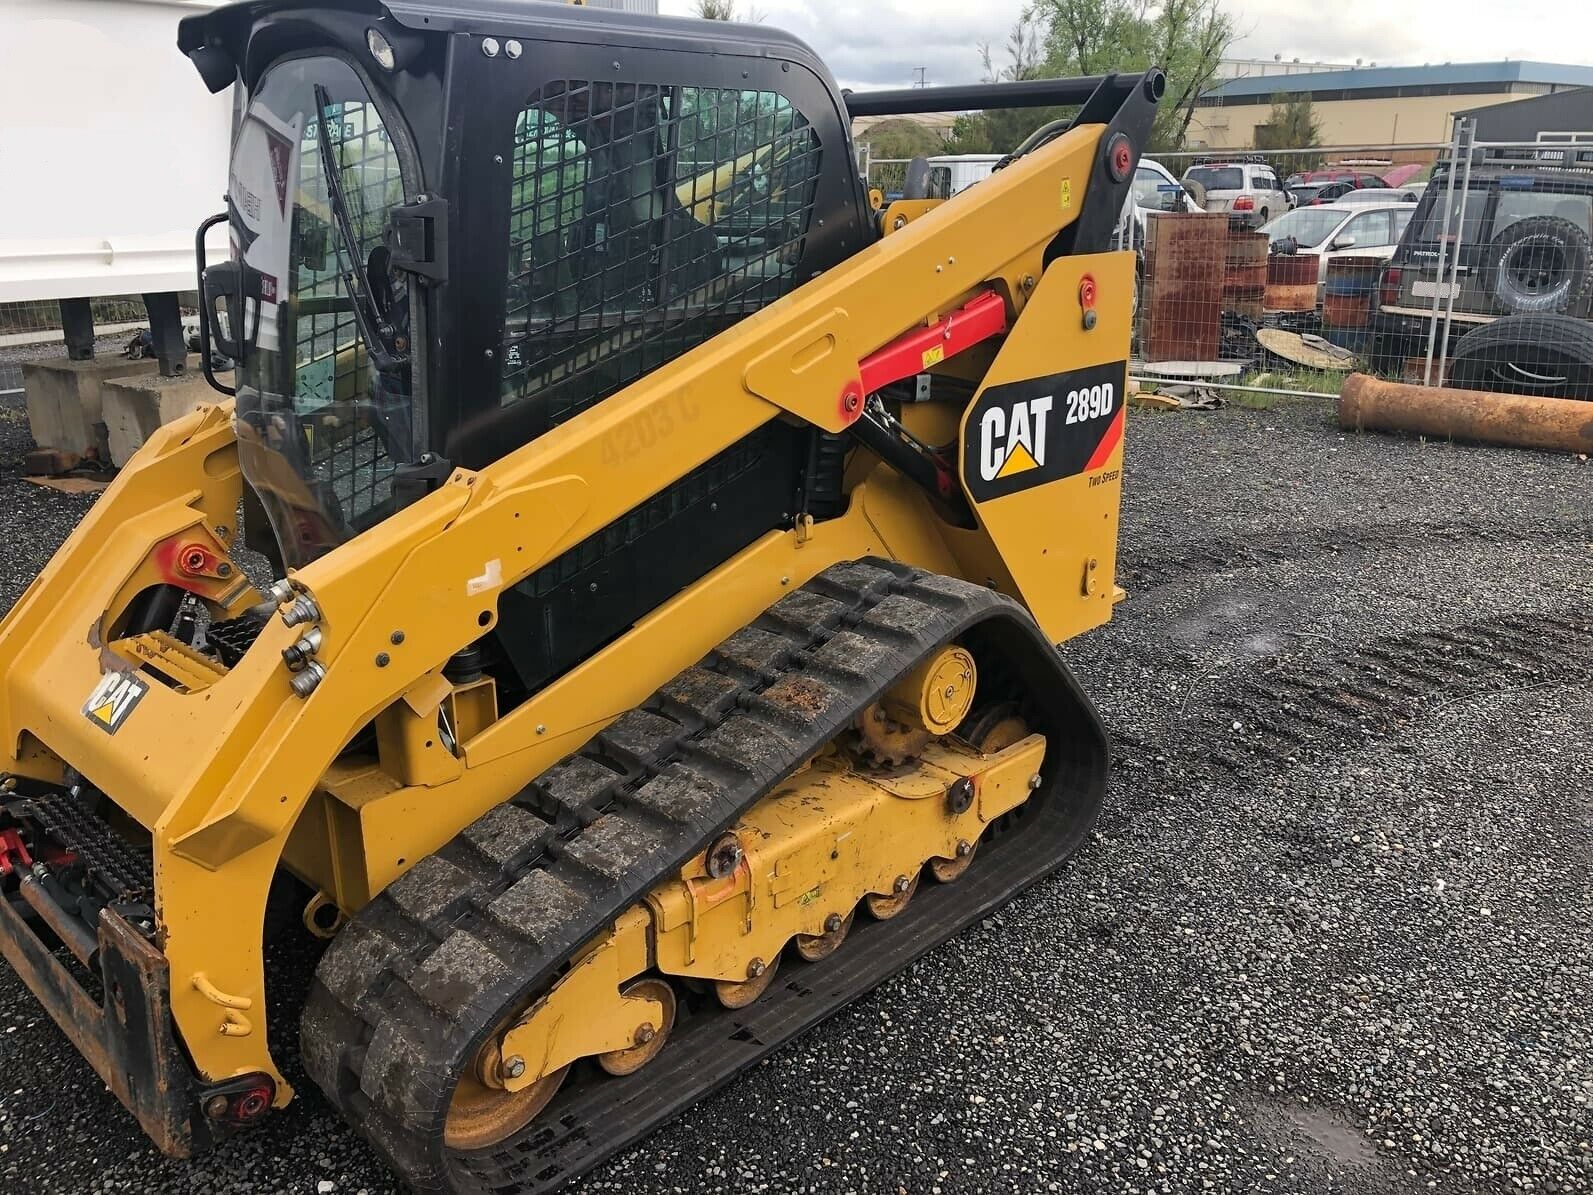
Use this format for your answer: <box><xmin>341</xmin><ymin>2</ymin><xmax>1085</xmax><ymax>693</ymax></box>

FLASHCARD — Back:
<box><xmin>977</xmin><ymin>395</ymin><xmax>1053</xmax><ymax>484</ymax></box>
<box><xmin>962</xmin><ymin>360</ymin><xmax>1127</xmax><ymax>504</ymax></box>
<box><xmin>81</xmin><ymin>671</ymin><xmax>149</xmax><ymax>735</ymax></box>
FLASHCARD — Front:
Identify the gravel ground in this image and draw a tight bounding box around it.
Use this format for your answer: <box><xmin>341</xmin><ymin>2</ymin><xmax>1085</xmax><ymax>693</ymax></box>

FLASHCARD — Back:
<box><xmin>0</xmin><ymin>390</ymin><xmax>1589</xmax><ymax>1194</ymax></box>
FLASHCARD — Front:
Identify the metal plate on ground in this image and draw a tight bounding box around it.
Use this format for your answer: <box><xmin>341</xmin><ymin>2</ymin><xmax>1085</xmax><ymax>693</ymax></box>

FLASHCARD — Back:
<box><xmin>1136</xmin><ymin>360</ymin><xmax>1247</xmax><ymax>378</ymax></box>
<box><xmin>1142</xmin><ymin>213</ymin><xmax>1228</xmax><ymax>363</ymax></box>
<box><xmin>1255</xmin><ymin>329</ymin><xmax>1358</xmax><ymax>371</ymax></box>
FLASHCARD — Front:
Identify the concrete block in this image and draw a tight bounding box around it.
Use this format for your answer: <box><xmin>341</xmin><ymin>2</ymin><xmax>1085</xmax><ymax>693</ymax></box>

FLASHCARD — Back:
<box><xmin>22</xmin><ymin>355</ymin><xmax>161</xmax><ymax>467</ymax></box>
<box><xmin>103</xmin><ymin>359</ymin><xmax>231</xmax><ymax>468</ymax></box>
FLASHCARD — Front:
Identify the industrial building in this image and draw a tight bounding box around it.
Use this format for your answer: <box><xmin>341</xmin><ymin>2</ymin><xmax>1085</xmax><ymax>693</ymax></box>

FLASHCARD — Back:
<box><xmin>1455</xmin><ymin>86</ymin><xmax>1593</xmax><ymax>143</ymax></box>
<box><xmin>1189</xmin><ymin>61</ymin><xmax>1593</xmax><ymax>157</ymax></box>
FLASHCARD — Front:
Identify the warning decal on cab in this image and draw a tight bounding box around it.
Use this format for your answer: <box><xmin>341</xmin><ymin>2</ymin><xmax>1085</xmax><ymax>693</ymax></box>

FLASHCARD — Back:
<box><xmin>82</xmin><ymin>671</ymin><xmax>149</xmax><ymax>735</ymax></box>
<box><xmin>963</xmin><ymin>360</ymin><xmax>1127</xmax><ymax>503</ymax></box>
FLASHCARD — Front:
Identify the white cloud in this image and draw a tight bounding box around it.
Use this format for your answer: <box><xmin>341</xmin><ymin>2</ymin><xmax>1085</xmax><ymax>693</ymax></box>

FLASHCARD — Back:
<box><xmin>1223</xmin><ymin>1</ymin><xmax>1593</xmax><ymax>68</ymax></box>
<box><xmin>657</xmin><ymin>0</ymin><xmax>1593</xmax><ymax>89</ymax></box>
<box><xmin>658</xmin><ymin>0</ymin><xmax>1028</xmax><ymax>89</ymax></box>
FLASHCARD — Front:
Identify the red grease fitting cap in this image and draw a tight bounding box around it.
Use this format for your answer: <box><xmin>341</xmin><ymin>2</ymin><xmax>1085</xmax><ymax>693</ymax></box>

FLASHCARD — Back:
<box><xmin>178</xmin><ymin>543</ymin><xmax>213</xmax><ymax>576</ymax></box>
<box><xmin>1078</xmin><ymin>274</ymin><xmax>1098</xmax><ymax>310</ymax></box>
<box><xmin>839</xmin><ymin>382</ymin><xmax>863</xmax><ymax>424</ymax></box>
<box><xmin>1106</xmin><ymin>132</ymin><xmax>1134</xmax><ymax>182</ymax></box>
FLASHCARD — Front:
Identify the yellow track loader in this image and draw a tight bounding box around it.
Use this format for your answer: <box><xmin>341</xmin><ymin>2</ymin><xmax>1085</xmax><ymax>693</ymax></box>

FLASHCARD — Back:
<box><xmin>0</xmin><ymin>1</ymin><xmax>1162</xmax><ymax>1189</ymax></box>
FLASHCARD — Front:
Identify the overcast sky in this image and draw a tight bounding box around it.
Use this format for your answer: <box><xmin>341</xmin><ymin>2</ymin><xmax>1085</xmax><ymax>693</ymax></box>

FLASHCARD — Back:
<box><xmin>656</xmin><ymin>1</ymin><xmax>1593</xmax><ymax>91</ymax></box>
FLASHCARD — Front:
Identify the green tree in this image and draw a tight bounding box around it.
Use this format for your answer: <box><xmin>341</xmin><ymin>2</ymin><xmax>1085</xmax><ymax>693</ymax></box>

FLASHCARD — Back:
<box><xmin>856</xmin><ymin>117</ymin><xmax>951</xmax><ymax>161</ymax></box>
<box><xmin>1253</xmin><ymin>92</ymin><xmax>1325</xmax><ymax>176</ymax></box>
<box><xmin>692</xmin><ymin>0</ymin><xmax>764</xmax><ymax>19</ymax></box>
<box><xmin>1033</xmin><ymin>0</ymin><xmax>1238</xmax><ymax>151</ymax></box>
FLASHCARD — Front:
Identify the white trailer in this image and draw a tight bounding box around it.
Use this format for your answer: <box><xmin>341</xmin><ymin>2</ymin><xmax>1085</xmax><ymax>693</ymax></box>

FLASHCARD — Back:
<box><xmin>0</xmin><ymin>0</ymin><xmax>232</xmax><ymax>308</ymax></box>
<box><xmin>927</xmin><ymin>154</ymin><xmax>1003</xmax><ymax>195</ymax></box>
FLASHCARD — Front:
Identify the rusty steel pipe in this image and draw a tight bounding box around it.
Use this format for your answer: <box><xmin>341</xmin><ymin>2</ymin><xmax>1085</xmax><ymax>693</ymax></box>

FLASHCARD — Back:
<box><xmin>1339</xmin><ymin>373</ymin><xmax>1593</xmax><ymax>455</ymax></box>
<box><xmin>18</xmin><ymin>874</ymin><xmax>100</xmax><ymax>967</ymax></box>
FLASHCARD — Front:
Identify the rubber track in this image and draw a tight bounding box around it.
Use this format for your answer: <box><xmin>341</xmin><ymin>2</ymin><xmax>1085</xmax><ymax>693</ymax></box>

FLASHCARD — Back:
<box><xmin>300</xmin><ymin>559</ymin><xmax>1107</xmax><ymax>1193</ymax></box>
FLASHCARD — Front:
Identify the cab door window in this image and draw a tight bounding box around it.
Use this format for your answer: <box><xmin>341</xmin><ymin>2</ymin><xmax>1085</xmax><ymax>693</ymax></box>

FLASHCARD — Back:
<box><xmin>227</xmin><ymin>55</ymin><xmax>416</xmax><ymax>568</ymax></box>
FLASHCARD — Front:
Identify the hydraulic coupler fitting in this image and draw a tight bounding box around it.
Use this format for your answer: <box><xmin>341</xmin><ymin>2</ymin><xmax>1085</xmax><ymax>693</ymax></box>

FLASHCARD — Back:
<box><xmin>289</xmin><ymin>659</ymin><xmax>327</xmax><ymax>699</ymax></box>
<box><xmin>281</xmin><ymin>626</ymin><xmax>323</xmax><ymax>672</ymax></box>
<box><xmin>281</xmin><ymin>593</ymin><xmax>322</xmax><ymax>628</ymax></box>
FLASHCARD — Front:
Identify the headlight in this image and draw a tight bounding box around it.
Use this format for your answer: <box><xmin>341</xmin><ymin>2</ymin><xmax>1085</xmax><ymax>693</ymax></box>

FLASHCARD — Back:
<box><xmin>366</xmin><ymin>27</ymin><xmax>396</xmax><ymax>72</ymax></box>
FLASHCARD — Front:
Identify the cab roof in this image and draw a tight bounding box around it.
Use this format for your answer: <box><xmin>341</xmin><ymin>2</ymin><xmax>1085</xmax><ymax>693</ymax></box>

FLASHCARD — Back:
<box><xmin>179</xmin><ymin>0</ymin><xmax>828</xmax><ymax>91</ymax></box>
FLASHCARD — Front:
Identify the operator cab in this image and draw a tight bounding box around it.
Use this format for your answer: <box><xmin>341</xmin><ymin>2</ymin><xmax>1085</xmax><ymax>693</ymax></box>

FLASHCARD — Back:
<box><xmin>182</xmin><ymin>0</ymin><xmax>871</xmax><ymax>691</ymax></box>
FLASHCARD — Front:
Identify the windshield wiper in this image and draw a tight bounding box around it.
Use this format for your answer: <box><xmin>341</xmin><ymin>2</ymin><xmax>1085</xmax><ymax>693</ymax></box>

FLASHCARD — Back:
<box><xmin>313</xmin><ymin>84</ymin><xmax>407</xmax><ymax>373</ymax></box>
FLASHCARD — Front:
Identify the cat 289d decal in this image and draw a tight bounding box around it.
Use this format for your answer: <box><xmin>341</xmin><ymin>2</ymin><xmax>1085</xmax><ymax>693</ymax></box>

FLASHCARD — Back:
<box><xmin>963</xmin><ymin>359</ymin><xmax>1127</xmax><ymax>503</ymax></box>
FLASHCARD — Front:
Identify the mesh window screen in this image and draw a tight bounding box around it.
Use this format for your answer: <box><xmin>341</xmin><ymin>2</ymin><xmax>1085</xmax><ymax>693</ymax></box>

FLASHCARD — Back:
<box><xmin>501</xmin><ymin>80</ymin><xmax>822</xmax><ymax>426</ymax></box>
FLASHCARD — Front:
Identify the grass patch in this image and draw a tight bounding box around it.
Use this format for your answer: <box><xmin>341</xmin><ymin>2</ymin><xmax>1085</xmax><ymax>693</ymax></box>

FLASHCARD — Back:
<box><xmin>1228</xmin><ymin>389</ymin><xmax>1282</xmax><ymax>410</ymax></box>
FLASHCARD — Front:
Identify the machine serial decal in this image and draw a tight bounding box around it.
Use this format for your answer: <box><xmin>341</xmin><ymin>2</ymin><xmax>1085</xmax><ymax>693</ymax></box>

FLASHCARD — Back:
<box><xmin>964</xmin><ymin>360</ymin><xmax>1128</xmax><ymax>502</ymax></box>
<box><xmin>82</xmin><ymin>671</ymin><xmax>149</xmax><ymax>735</ymax></box>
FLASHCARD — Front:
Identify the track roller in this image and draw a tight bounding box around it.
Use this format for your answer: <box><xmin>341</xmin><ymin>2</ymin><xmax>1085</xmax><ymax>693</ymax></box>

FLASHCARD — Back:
<box><xmin>794</xmin><ymin>910</ymin><xmax>855</xmax><ymax>962</ymax></box>
<box><xmin>715</xmin><ymin>955</ymin><xmax>781</xmax><ymax>1009</ymax></box>
<box><xmin>865</xmin><ymin>871</ymin><xmax>920</xmax><ymax>920</ymax></box>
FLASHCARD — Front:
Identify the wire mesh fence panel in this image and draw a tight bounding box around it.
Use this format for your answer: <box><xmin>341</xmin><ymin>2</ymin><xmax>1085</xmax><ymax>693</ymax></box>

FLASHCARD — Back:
<box><xmin>1404</xmin><ymin>123</ymin><xmax>1593</xmax><ymax>401</ymax></box>
<box><xmin>0</xmin><ymin>295</ymin><xmax>189</xmax><ymax>341</ymax></box>
<box><xmin>1128</xmin><ymin>143</ymin><xmax>1434</xmax><ymax>398</ymax></box>
<box><xmin>0</xmin><ymin>294</ymin><xmax>203</xmax><ymax>395</ymax></box>
<box><xmin>864</xmin><ymin>158</ymin><xmax>910</xmax><ymax>198</ymax></box>
<box><xmin>1129</xmin><ymin>135</ymin><xmax>1593</xmax><ymax>403</ymax></box>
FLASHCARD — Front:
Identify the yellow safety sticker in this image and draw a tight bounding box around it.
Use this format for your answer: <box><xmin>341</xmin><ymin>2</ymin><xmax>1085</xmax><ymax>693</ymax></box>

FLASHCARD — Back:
<box><xmin>921</xmin><ymin>344</ymin><xmax>946</xmax><ymax>369</ymax></box>
<box><xmin>1059</xmin><ymin>178</ymin><xmax>1073</xmax><ymax>210</ymax></box>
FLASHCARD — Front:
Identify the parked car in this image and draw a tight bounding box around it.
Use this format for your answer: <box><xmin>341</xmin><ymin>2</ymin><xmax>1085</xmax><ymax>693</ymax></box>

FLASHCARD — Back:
<box><xmin>1182</xmin><ymin>159</ymin><xmax>1289</xmax><ymax>227</ymax></box>
<box><xmin>1304</xmin><ymin>180</ymin><xmax>1359</xmax><ymax>205</ymax></box>
<box><xmin>1260</xmin><ymin>202</ymin><xmax>1417</xmax><ymax>288</ymax></box>
<box><xmin>1287</xmin><ymin>169</ymin><xmax>1390</xmax><ymax>207</ymax></box>
<box><xmin>1285</xmin><ymin>168</ymin><xmax>1389</xmax><ymax>189</ymax></box>
<box><xmin>1380</xmin><ymin>164</ymin><xmax>1425</xmax><ymax>189</ymax></box>
<box><xmin>1115</xmin><ymin>158</ymin><xmax>1203</xmax><ymax>249</ymax></box>
<box><xmin>1287</xmin><ymin>182</ymin><xmax>1332</xmax><ymax>206</ymax></box>
<box><xmin>1368</xmin><ymin>160</ymin><xmax>1593</xmax><ymax>375</ymax></box>
<box><xmin>1334</xmin><ymin>187</ymin><xmax>1423</xmax><ymax>205</ymax></box>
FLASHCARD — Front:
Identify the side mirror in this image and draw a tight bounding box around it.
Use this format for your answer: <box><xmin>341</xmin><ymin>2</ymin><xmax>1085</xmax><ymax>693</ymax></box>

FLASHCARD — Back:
<box><xmin>202</xmin><ymin>260</ymin><xmax>263</xmax><ymax>363</ymax></box>
<box><xmin>1331</xmin><ymin>235</ymin><xmax>1357</xmax><ymax>250</ymax></box>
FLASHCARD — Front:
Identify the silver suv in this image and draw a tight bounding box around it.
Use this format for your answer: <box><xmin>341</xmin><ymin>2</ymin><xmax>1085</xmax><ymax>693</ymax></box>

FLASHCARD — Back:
<box><xmin>1182</xmin><ymin>159</ymin><xmax>1291</xmax><ymax>228</ymax></box>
